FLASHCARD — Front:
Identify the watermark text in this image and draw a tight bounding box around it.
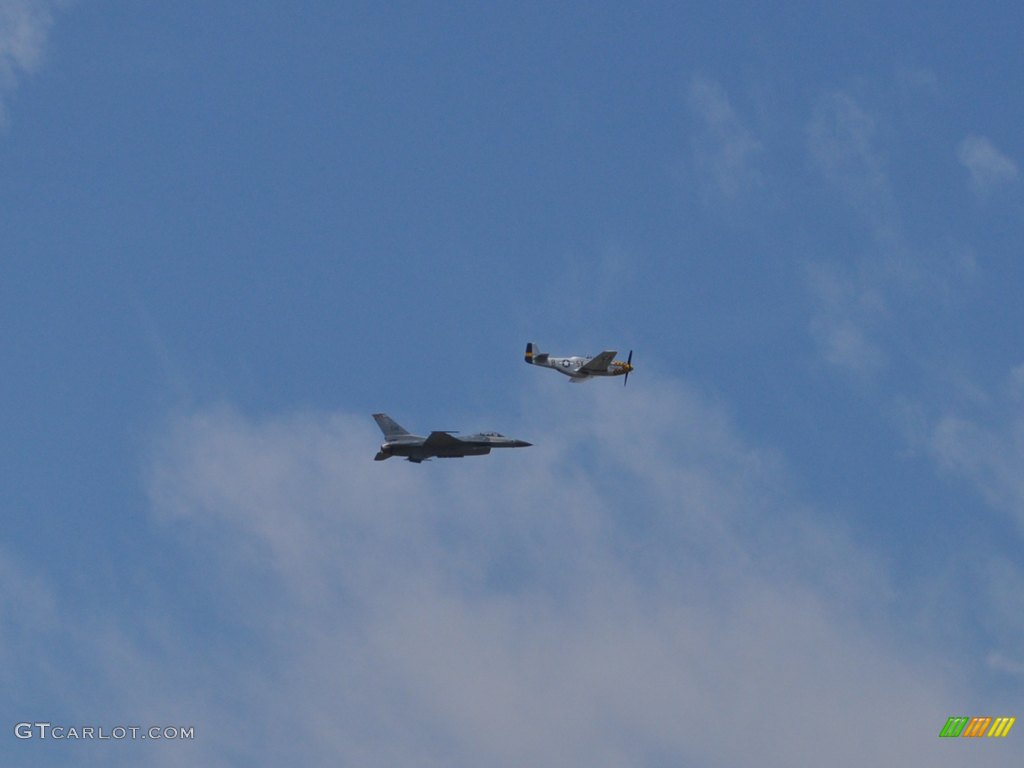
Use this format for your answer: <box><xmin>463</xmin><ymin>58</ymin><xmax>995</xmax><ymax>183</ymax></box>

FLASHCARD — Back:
<box><xmin>14</xmin><ymin>722</ymin><xmax>194</xmax><ymax>741</ymax></box>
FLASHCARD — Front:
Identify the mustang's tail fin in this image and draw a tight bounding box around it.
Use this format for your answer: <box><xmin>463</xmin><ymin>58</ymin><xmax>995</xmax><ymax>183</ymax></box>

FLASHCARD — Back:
<box><xmin>372</xmin><ymin>413</ymin><xmax>409</xmax><ymax>439</ymax></box>
<box><xmin>525</xmin><ymin>343</ymin><xmax>549</xmax><ymax>365</ymax></box>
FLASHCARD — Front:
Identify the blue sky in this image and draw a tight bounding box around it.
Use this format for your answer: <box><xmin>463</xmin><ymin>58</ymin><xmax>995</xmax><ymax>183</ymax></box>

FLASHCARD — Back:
<box><xmin>2</xmin><ymin>2</ymin><xmax>1023</xmax><ymax>765</ymax></box>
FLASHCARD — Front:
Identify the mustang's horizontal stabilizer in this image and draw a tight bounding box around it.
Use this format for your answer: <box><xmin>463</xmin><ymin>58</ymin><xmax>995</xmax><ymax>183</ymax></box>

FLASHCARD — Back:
<box><xmin>525</xmin><ymin>343</ymin><xmax>549</xmax><ymax>365</ymax></box>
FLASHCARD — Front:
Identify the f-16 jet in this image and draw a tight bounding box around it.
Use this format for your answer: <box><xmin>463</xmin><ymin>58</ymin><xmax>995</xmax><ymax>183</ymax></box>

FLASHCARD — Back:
<box><xmin>525</xmin><ymin>343</ymin><xmax>634</xmax><ymax>385</ymax></box>
<box><xmin>372</xmin><ymin>413</ymin><xmax>531</xmax><ymax>463</ymax></box>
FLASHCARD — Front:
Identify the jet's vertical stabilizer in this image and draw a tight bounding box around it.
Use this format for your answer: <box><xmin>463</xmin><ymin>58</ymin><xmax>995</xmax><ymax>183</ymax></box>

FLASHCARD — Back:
<box><xmin>373</xmin><ymin>413</ymin><xmax>410</xmax><ymax>439</ymax></box>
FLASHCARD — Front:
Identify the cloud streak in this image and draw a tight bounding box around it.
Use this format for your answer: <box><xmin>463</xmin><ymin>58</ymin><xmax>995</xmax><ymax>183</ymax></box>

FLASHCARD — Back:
<box><xmin>803</xmin><ymin>92</ymin><xmax>906</xmax><ymax>378</ymax></box>
<box><xmin>928</xmin><ymin>368</ymin><xmax>1024</xmax><ymax>531</ymax></box>
<box><xmin>801</xmin><ymin>90</ymin><xmax>976</xmax><ymax>381</ymax></box>
<box><xmin>687</xmin><ymin>76</ymin><xmax>763</xmax><ymax>201</ymax></box>
<box><xmin>957</xmin><ymin>135</ymin><xmax>1018</xmax><ymax>200</ymax></box>
<box><xmin>804</xmin><ymin>260</ymin><xmax>888</xmax><ymax>377</ymax></box>
<box><xmin>2</xmin><ymin>380</ymin><xmax>1015</xmax><ymax>765</ymax></box>
<box><xmin>807</xmin><ymin>92</ymin><xmax>896</xmax><ymax>229</ymax></box>
<box><xmin>0</xmin><ymin>0</ymin><xmax>58</xmax><ymax>124</ymax></box>
<box><xmin>130</xmin><ymin>382</ymin><xmax>1011</xmax><ymax>766</ymax></box>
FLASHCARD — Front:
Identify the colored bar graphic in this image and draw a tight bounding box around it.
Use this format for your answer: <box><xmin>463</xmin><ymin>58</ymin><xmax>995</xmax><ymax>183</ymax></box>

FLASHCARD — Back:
<box><xmin>987</xmin><ymin>717</ymin><xmax>1015</xmax><ymax>738</ymax></box>
<box><xmin>964</xmin><ymin>717</ymin><xmax>992</xmax><ymax>737</ymax></box>
<box><xmin>940</xmin><ymin>716</ymin><xmax>969</xmax><ymax>737</ymax></box>
<box><xmin>940</xmin><ymin>715</ymin><xmax>1015</xmax><ymax>738</ymax></box>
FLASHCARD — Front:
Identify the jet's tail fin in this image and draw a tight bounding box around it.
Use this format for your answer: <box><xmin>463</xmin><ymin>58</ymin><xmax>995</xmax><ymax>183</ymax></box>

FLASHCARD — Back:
<box><xmin>373</xmin><ymin>413</ymin><xmax>410</xmax><ymax>439</ymax></box>
<box><xmin>525</xmin><ymin>343</ymin><xmax>549</xmax><ymax>365</ymax></box>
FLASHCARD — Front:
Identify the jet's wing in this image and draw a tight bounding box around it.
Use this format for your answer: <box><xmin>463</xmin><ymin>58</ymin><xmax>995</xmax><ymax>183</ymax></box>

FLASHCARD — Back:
<box><xmin>423</xmin><ymin>431</ymin><xmax>465</xmax><ymax>448</ymax></box>
<box><xmin>580</xmin><ymin>350</ymin><xmax>616</xmax><ymax>373</ymax></box>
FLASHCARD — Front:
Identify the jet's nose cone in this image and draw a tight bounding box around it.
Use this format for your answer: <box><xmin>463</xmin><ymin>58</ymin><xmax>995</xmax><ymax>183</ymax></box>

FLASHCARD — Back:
<box><xmin>514</xmin><ymin>440</ymin><xmax>532</xmax><ymax>447</ymax></box>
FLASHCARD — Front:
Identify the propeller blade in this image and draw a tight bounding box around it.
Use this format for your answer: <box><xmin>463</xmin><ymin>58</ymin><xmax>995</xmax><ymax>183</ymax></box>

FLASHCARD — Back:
<box><xmin>627</xmin><ymin>350</ymin><xmax>633</xmax><ymax>365</ymax></box>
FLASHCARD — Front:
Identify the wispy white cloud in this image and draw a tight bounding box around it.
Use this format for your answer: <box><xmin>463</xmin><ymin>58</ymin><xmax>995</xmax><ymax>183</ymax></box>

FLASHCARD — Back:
<box><xmin>987</xmin><ymin>651</ymin><xmax>1024</xmax><ymax>677</ymax></box>
<box><xmin>803</xmin><ymin>97</ymin><xmax>1024</xmax><ymax>686</ymax></box>
<box><xmin>803</xmin><ymin>93</ymin><xmax>901</xmax><ymax>378</ymax></box>
<box><xmin>0</xmin><ymin>0</ymin><xmax>58</xmax><ymax>125</ymax></box>
<box><xmin>2</xmin><ymin>382</ymin><xmax>1015</xmax><ymax>765</ymax></box>
<box><xmin>807</xmin><ymin>91</ymin><xmax>903</xmax><ymax>245</ymax></box>
<box><xmin>801</xmin><ymin>90</ymin><xmax>972</xmax><ymax>381</ymax></box>
<box><xmin>928</xmin><ymin>370</ymin><xmax>1024</xmax><ymax>529</ymax></box>
<box><xmin>899</xmin><ymin>363</ymin><xmax>1024</xmax><ymax>680</ymax></box>
<box><xmin>0</xmin><ymin>549</ymin><xmax>57</xmax><ymax>658</ymax></box>
<box><xmin>129</xmin><ymin>383</ymin><xmax>1009</xmax><ymax>766</ymax></box>
<box><xmin>807</xmin><ymin>93</ymin><xmax>884</xmax><ymax>190</ymax></box>
<box><xmin>805</xmin><ymin>261</ymin><xmax>888</xmax><ymax>377</ymax></box>
<box><xmin>957</xmin><ymin>135</ymin><xmax>1018</xmax><ymax>201</ymax></box>
<box><xmin>686</xmin><ymin>76</ymin><xmax>763</xmax><ymax>201</ymax></box>
<box><xmin>895</xmin><ymin>66</ymin><xmax>939</xmax><ymax>96</ymax></box>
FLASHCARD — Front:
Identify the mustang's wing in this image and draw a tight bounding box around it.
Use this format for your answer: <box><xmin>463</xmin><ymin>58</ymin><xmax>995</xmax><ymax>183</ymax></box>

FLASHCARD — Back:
<box><xmin>423</xmin><ymin>431</ymin><xmax>465</xmax><ymax>448</ymax></box>
<box><xmin>580</xmin><ymin>350</ymin><xmax>616</xmax><ymax>373</ymax></box>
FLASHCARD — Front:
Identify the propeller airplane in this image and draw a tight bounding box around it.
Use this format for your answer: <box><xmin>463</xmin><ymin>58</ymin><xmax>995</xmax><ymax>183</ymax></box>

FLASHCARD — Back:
<box><xmin>524</xmin><ymin>343</ymin><xmax>634</xmax><ymax>385</ymax></box>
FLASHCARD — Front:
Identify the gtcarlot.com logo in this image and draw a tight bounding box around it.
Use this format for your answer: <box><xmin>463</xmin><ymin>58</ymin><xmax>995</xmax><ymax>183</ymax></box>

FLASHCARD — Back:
<box><xmin>14</xmin><ymin>722</ymin><xmax>195</xmax><ymax>741</ymax></box>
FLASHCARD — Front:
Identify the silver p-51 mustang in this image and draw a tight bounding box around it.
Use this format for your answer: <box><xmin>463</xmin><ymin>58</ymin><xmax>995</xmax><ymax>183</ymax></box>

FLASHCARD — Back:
<box><xmin>524</xmin><ymin>343</ymin><xmax>634</xmax><ymax>385</ymax></box>
<box><xmin>372</xmin><ymin>414</ymin><xmax>531</xmax><ymax>463</ymax></box>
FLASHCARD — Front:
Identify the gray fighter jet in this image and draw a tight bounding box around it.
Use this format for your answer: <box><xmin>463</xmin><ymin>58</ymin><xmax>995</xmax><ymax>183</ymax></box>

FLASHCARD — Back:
<box><xmin>525</xmin><ymin>343</ymin><xmax>634</xmax><ymax>385</ymax></box>
<box><xmin>372</xmin><ymin>413</ymin><xmax>531</xmax><ymax>463</ymax></box>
